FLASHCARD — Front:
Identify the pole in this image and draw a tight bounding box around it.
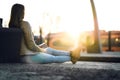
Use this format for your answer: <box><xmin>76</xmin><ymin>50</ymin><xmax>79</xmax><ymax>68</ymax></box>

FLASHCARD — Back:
<box><xmin>90</xmin><ymin>0</ymin><xmax>102</xmax><ymax>53</ymax></box>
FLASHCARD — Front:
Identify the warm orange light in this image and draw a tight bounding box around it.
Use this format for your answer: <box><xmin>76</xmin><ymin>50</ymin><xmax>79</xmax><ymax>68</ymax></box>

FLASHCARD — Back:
<box><xmin>115</xmin><ymin>38</ymin><xmax>119</xmax><ymax>42</ymax></box>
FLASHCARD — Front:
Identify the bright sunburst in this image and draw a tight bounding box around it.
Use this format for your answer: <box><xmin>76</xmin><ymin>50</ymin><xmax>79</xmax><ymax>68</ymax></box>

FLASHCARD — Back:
<box><xmin>1</xmin><ymin>0</ymin><xmax>120</xmax><ymax>36</ymax></box>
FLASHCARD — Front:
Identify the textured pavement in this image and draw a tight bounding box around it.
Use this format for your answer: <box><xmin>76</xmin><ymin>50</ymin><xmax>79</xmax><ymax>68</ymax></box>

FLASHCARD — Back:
<box><xmin>58</xmin><ymin>61</ymin><xmax>120</xmax><ymax>70</ymax></box>
<box><xmin>0</xmin><ymin>61</ymin><xmax>120</xmax><ymax>80</ymax></box>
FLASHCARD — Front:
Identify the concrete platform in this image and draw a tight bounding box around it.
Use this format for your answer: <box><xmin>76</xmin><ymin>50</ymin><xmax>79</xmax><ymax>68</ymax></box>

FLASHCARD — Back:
<box><xmin>0</xmin><ymin>61</ymin><xmax>120</xmax><ymax>80</ymax></box>
<box><xmin>79</xmin><ymin>52</ymin><xmax>120</xmax><ymax>62</ymax></box>
<box><xmin>0</xmin><ymin>52</ymin><xmax>120</xmax><ymax>80</ymax></box>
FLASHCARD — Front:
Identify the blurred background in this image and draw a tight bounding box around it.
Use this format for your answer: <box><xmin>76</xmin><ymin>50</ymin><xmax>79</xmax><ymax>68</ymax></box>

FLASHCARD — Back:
<box><xmin>0</xmin><ymin>0</ymin><xmax>120</xmax><ymax>52</ymax></box>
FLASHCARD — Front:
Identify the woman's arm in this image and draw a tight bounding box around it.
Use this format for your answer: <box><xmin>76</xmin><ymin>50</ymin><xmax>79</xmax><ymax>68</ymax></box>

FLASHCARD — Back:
<box><xmin>21</xmin><ymin>21</ymin><xmax>44</xmax><ymax>52</ymax></box>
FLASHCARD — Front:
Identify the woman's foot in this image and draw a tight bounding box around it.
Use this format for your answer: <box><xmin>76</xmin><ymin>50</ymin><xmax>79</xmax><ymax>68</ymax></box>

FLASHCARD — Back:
<box><xmin>70</xmin><ymin>48</ymin><xmax>81</xmax><ymax>64</ymax></box>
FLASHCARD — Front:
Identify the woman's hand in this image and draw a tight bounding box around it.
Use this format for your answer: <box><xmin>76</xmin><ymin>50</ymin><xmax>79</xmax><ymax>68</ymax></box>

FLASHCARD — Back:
<box><xmin>39</xmin><ymin>43</ymin><xmax>48</xmax><ymax>48</ymax></box>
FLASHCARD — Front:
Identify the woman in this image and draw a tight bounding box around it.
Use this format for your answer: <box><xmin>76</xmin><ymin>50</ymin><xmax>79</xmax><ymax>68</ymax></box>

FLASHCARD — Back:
<box><xmin>9</xmin><ymin>3</ymin><xmax>80</xmax><ymax>64</ymax></box>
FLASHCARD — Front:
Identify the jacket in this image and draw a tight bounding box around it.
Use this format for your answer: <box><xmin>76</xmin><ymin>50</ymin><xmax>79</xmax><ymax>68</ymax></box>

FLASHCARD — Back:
<box><xmin>20</xmin><ymin>21</ymin><xmax>43</xmax><ymax>55</ymax></box>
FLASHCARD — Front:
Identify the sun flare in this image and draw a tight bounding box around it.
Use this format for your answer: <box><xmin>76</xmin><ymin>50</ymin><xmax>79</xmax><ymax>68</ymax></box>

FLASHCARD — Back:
<box><xmin>1</xmin><ymin>0</ymin><xmax>120</xmax><ymax>36</ymax></box>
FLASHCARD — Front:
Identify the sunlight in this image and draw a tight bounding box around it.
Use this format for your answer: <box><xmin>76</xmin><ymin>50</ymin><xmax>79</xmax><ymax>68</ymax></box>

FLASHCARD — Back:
<box><xmin>42</xmin><ymin>0</ymin><xmax>94</xmax><ymax>36</ymax></box>
<box><xmin>94</xmin><ymin>0</ymin><xmax>120</xmax><ymax>31</ymax></box>
<box><xmin>1</xmin><ymin>0</ymin><xmax>120</xmax><ymax>52</ymax></box>
<box><xmin>0</xmin><ymin>0</ymin><xmax>94</xmax><ymax>35</ymax></box>
<box><xmin>1</xmin><ymin>0</ymin><xmax>120</xmax><ymax>36</ymax></box>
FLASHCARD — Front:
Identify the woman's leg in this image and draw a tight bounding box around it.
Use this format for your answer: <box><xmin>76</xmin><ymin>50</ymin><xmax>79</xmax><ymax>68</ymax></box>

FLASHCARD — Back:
<box><xmin>21</xmin><ymin>53</ymin><xmax>71</xmax><ymax>64</ymax></box>
<box><xmin>45</xmin><ymin>47</ymin><xmax>70</xmax><ymax>56</ymax></box>
<box><xmin>30</xmin><ymin>53</ymin><xmax>71</xmax><ymax>64</ymax></box>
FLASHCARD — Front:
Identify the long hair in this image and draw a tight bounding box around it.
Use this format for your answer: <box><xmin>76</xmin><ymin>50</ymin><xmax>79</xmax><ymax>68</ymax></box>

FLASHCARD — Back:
<box><xmin>9</xmin><ymin>3</ymin><xmax>24</xmax><ymax>28</ymax></box>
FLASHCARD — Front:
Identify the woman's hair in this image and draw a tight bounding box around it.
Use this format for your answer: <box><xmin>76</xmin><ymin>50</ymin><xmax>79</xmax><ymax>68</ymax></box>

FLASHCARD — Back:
<box><xmin>9</xmin><ymin>3</ymin><xmax>24</xmax><ymax>28</ymax></box>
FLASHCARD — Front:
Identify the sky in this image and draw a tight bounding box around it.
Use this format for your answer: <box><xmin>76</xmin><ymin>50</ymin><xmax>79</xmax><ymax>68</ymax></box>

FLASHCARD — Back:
<box><xmin>0</xmin><ymin>0</ymin><xmax>120</xmax><ymax>35</ymax></box>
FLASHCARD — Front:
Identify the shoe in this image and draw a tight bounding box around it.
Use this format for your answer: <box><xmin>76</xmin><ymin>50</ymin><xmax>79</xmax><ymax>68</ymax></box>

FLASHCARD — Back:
<box><xmin>70</xmin><ymin>48</ymin><xmax>81</xmax><ymax>64</ymax></box>
<box><xmin>70</xmin><ymin>51</ymin><xmax>77</xmax><ymax>64</ymax></box>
